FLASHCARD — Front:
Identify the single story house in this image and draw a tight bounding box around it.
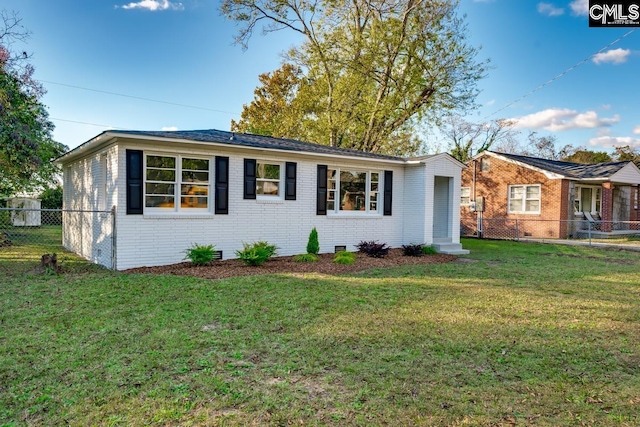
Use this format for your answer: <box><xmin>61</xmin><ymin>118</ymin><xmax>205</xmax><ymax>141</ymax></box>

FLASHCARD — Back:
<box><xmin>56</xmin><ymin>129</ymin><xmax>469</xmax><ymax>270</ymax></box>
<box><xmin>460</xmin><ymin>150</ymin><xmax>640</xmax><ymax>239</ymax></box>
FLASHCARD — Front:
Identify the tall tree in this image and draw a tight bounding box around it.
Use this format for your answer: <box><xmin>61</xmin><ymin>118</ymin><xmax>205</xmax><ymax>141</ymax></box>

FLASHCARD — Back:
<box><xmin>230</xmin><ymin>63</ymin><xmax>305</xmax><ymax>138</ymax></box>
<box><xmin>518</xmin><ymin>132</ymin><xmax>574</xmax><ymax>161</ymax></box>
<box><xmin>223</xmin><ymin>0</ymin><xmax>486</xmax><ymax>156</ymax></box>
<box><xmin>612</xmin><ymin>145</ymin><xmax>640</xmax><ymax>163</ymax></box>
<box><xmin>0</xmin><ymin>10</ymin><xmax>66</xmax><ymax>197</ymax></box>
<box><xmin>563</xmin><ymin>149</ymin><xmax>612</xmax><ymax>164</ymax></box>
<box><xmin>439</xmin><ymin>116</ymin><xmax>517</xmax><ymax>162</ymax></box>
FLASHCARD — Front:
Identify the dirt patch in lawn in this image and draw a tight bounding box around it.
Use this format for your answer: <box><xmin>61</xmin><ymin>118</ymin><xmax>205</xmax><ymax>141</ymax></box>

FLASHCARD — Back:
<box><xmin>124</xmin><ymin>248</ymin><xmax>457</xmax><ymax>280</ymax></box>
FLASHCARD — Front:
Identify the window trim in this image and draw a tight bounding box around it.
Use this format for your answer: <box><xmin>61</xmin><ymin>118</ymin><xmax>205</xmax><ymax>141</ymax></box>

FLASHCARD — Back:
<box><xmin>460</xmin><ymin>187</ymin><xmax>471</xmax><ymax>206</ymax></box>
<box><xmin>507</xmin><ymin>184</ymin><xmax>541</xmax><ymax>215</ymax></box>
<box><xmin>255</xmin><ymin>161</ymin><xmax>284</xmax><ymax>200</ymax></box>
<box><xmin>326</xmin><ymin>167</ymin><xmax>382</xmax><ymax>216</ymax></box>
<box><xmin>573</xmin><ymin>185</ymin><xmax>601</xmax><ymax>216</ymax></box>
<box><xmin>144</xmin><ymin>153</ymin><xmax>212</xmax><ymax>214</ymax></box>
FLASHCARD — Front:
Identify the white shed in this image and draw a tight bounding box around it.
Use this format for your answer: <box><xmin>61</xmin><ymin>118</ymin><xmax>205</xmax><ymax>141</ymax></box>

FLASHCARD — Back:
<box><xmin>8</xmin><ymin>197</ymin><xmax>42</xmax><ymax>227</ymax></box>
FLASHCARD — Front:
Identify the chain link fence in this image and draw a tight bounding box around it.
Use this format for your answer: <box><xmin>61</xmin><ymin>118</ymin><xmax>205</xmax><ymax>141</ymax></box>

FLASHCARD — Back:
<box><xmin>461</xmin><ymin>215</ymin><xmax>640</xmax><ymax>244</ymax></box>
<box><xmin>0</xmin><ymin>208</ymin><xmax>115</xmax><ymax>269</ymax></box>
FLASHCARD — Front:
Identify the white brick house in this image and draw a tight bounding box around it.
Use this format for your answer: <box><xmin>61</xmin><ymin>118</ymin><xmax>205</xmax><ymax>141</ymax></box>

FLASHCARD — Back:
<box><xmin>56</xmin><ymin>129</ymin><xmax>468</xmax><ymax>270</ymax></box>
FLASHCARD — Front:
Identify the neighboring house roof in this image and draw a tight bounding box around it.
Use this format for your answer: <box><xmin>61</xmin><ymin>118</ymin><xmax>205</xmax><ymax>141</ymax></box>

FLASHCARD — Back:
<box><xmin>56</xmin><ymin>128</ymin><xmax>466</xmax><ymax>168</ymax></box>
<box><xmin>477</xmin><ymin>151</ymin><xmax>640</xmax><ymax>183</ymax></box>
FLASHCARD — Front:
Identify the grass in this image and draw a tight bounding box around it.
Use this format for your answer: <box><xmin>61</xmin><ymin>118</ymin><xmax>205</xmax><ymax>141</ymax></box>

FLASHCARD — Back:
<box><xmin>1</xmin><ymin>238</ymin><xmax>640</xmax><ymax>426</ymax></box>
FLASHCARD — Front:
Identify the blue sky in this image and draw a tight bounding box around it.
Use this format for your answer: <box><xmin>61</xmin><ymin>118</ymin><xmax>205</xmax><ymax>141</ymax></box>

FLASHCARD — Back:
<box><xmin>2</xmin><ymin>0</ymin><xmax>639</xmax><ymax>154</ymax></box>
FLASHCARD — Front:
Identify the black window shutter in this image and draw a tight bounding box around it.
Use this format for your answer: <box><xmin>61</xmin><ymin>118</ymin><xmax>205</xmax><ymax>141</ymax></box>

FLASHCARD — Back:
<box><xmin>285</xmin><ymin>162</ymin><xmax>297</xmax><ymax>201</ymax></box>
<box><xmin>244</xmin><ymin>159</ymin><xmax>257</xmax><ymax>199</ymax></box>
<box><xmin>215</xmin><ymin>156</ymin><xmax>229</xmax><ymax>214</ymax></box>
<box><xmin>383</xmin><ymin>170</ymin><xmax>393</xmax><ymax>216</ymax></box>
<box><xmin>126</xmin><ymin>149</ymin><xmax>143</xmax><ymax>214</ymax></box>
<box><xmin>317</xmin><ymin>165</ymin><xmax>327</xmax><ymax>215</ymax></box>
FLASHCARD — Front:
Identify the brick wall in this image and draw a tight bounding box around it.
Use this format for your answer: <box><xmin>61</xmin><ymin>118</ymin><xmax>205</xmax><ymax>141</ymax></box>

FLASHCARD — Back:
<box><xmin>461</xmin><ymin>154</ymin><xmax>565</xmax><ymax>238</ymax></box>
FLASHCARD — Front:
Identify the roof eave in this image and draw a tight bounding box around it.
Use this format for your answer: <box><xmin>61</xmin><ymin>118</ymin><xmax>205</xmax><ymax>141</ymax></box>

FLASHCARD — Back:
<box><xmin>479</xmin><ymin>151</ymin><xmax>567</xmax><ymax>179</ymax></box>
<box><xmin>57</xmin><ymin>131</ymin><xmax>409</xmax><ymax>165</ymax></box>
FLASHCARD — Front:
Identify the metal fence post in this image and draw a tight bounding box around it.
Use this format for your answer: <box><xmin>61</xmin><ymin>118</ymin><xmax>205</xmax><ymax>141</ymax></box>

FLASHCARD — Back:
<box><xmin>111</xmin><ymin>205</ymin><xmax>117</xmax><ymax>270</ymax></box>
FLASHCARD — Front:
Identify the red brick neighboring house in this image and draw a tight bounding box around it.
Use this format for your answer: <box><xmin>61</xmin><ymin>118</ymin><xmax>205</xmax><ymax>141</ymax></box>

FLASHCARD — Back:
<box><xmin>461</xmin><ymin>151</ymin><xmax>640</xmax><ymax>239</ymax></box>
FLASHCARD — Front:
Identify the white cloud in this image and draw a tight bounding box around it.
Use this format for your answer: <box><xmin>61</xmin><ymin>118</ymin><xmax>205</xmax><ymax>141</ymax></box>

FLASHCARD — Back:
<box><xmin>589</xmin><ymin>136</ymin><xmax>640</xmax><ymax>149</ymax></box>
<box><xmin>537</xmin><ymin>3</ymin><xmax>564</xmax><ymax>16</ymax></box>
<box><xmin>592</xmin><ymin>48</ymin><xmax>631</xmax><ymax>65</ymax></box>
<box><xmin>486</xmin><ymin>99</ymin><xmax>495</xmax><ymax>107</ymax></box>
<box><xmin>118</xmin><ymin>0</ymin><xmax>184</xmax><ymax>11</ymax></box>
<box><xmin>600</xmin><ymin>104</ymin><xmax>612</xmax><ymax>110</ymax></box>
<box><xmin>569</xmin><ymin>0</ymin><xmax>588</xmax><ymax>15</ymax></box>
<box><xmin>162</xmin><ymin>126</ymin><xmax>178</xmax><ymax>131</ymax></box>
<box><xmin>511</xmin><ymin>108</ymin><xmax>619</xmax><ymax>131</ymax></box>
<box><xmin>634</xmin><ymin>126</ymin><xmax>640</xmax><ymax>135</ymax></box>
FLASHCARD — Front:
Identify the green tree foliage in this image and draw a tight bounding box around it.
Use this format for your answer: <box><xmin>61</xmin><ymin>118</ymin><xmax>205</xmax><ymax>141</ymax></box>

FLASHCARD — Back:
<box><xmin>0</xmin><ymin>10</ymin><xmax>67</xmax><ymax>197</ymax></box>
<box><xmin>231</xmin><ymin>63</ymin><xmax>306</xmax><ymax>138</ymax></box>
<box><xmin>562</xmin><ymin>150</ymin><xmax>612</xmax><ymax>164</ymax></box>
<box><xmin>612</xmin><ymin>145</ymin><xmax>640</xmax><ymax>163</ymax></box>
<box><xmin>306</xmin><ymin>227</ymin><xmax>319</xmax><ymax>255</ymax></box>
<box><xmin>223</xmin><ymin>0</ymin><xmax>487</xmax><ymax>156</ymax></box>
<box><xmin>39</xmin><ymin>185</ymin><xmax>62</xmax><ymax>209</ymax></box>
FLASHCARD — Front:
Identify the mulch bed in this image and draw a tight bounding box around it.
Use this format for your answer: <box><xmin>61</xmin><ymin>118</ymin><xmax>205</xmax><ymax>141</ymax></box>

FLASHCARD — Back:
<box><xmin>124</xmin><ymin>248</ymin><xmax>458</xmax><ymax>280</ymax></box>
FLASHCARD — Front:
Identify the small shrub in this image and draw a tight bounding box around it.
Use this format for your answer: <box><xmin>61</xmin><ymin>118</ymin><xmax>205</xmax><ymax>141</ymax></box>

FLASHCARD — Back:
<box><xmin>294</xmin><ymin>253</ymin><xmax>318</xmax><ymax>262</ymax></box>
<box><xmin>422</xmin><ymin>245</ymin><xmax>438</xmax><ymax>255</ymax></box>
<box><xmin>236</xmin><ymin>241</ymin><xmax>278</xmax><ymax>266</ymax></box>
<box><xmin>306</xmin><ymin>227</ymin><xmax>320</xmax><ymax>255</ymax></box>
<box><xmin>356</xmin><ymin>240</ymin><xmax>390</xmax><ymax>258</ymax></box>
<box><xmin>333</xmin><ymin>251</ymin><xmax>356</xmax><ymax>265</ymax></box>
<box><xmin>402</xmin><ymin>244</ymin><xmax>424</xmax><ymax>257</ymax></box>
<box><xmin>183</xmin><ymin>243</ymin><xmax>216</xmax><ymax>266</ymax></box>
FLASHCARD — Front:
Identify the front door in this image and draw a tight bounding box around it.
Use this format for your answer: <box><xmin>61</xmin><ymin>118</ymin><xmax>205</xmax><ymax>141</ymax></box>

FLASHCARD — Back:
<box><xmin>574</xmin><ymin>186</ymin><xmax>601</xmax><ymax>216</ymax></box>
<box><xmin>433</xmin><ymin>176</ymin><xmax>452</xmax><ymax>240</ymax></box>
<box><xmin>581</xmin><ymin>187</ymin><xmax>592</xmax><ymax>214</ymax></box>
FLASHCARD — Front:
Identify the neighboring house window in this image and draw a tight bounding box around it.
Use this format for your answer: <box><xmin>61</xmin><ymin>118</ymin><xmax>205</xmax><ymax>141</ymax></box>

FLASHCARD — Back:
<box><xmin>508</xmin><ymin>184</ymin><xmax>540</xmax><ymax>214</ymax></box>
<box><xmin>327</xmin><ymin>168</ymin><xmax>380</xmax><ymax>213</ymax></box>
<box><xmin>480</xmin><ymin>158</ymin><xmax>490</xmax><ymax>172</ymax></box>
<box><xmin>256</xmin><ymin>162</ymin><xmax>281</xmax><ymax>197</ymax></box>
<box><xmin>145</xmin><ymin>155</ymin><xmax>210</xmax><ymax>211</ymax></box>
<box><xmin>573</xmin><ymin>186</ymin><xmax>601</xmax><ymax>215</ymax></box>
<box><xmin>461</xmin><ymin>187</ymin><xmax>470</xmax><ymax>205</ymax></box>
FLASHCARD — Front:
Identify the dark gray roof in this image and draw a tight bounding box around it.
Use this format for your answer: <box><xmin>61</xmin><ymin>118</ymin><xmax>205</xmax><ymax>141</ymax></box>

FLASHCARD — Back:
<box><xmin>490</xmin><ymin>151</ymin><xmax>630</xmax><ymax>179</ymax></box>
<box><xmin>108</xmin><ymin>129</ymin><xmax>403</xmax><ymax>161</ymax></box>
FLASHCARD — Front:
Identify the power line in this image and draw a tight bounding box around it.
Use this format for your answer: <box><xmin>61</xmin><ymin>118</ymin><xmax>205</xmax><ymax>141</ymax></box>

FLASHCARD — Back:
<box><xmin>40</xmin><ymin>79</ymin><xmax>241</xmax><ymax>116</ymax></box>
<box><xmin>50</xmin><ymin>117</ymin><xmax>126</xmax><ymax>129</ymax></box>
<box><xmin>486</xmin><ymin>28</ymin><xmax>637</xmax><ymax>120</ymax></box>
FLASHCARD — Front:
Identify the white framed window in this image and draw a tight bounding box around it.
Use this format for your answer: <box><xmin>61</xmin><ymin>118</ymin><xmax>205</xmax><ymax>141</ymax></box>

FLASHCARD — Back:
<box><xmin>145</xmin><ymin>154</ymin><xmax>210</xmax><ymax>211</ymax></box>
<box><xmin>327</xmin><ymin>168</ymin><xmax>381</xmax><ymax>214</ymax></box>
<box><xmin>573</xmin><ymin>186</ymin><xmax>601</xmax><ymax>215</ymax></box>
<box><xmin>461</xmin><ymin>187</ymin><xmax>471</xmax><ymax>205</ymax></box>
<box><xmin>256</xmin><ymin>162</ymin><xmax>282</xmax><ymax>197</ymax></box>
<box><xmin>508</xmin><ymin>184</ymin><xmax>540</xmax><ymax>214</ymax></box>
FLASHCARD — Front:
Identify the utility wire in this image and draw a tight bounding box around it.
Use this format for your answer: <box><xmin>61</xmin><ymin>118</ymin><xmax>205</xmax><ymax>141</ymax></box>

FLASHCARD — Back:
<box><xmin>40</xmin><ymin>79</ymin><xmax>240</xmax><ymax>116</ymax></box>
<box><xmin>486</xmin><ymin>28</ymin><xmax>636</xmax><ymax>120</ymax></box>
<box><xmin>49</xmin><ymin>117</ymin><xmax>126</xmax><ymax>129</ymax></box>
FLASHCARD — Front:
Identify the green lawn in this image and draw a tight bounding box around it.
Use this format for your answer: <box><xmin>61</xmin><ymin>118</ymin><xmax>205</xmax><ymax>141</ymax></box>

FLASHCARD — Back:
<box><xmin>1</xmin><ymin>239</ymin><xmax>639</xmax><ymax>426</ymax></box>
